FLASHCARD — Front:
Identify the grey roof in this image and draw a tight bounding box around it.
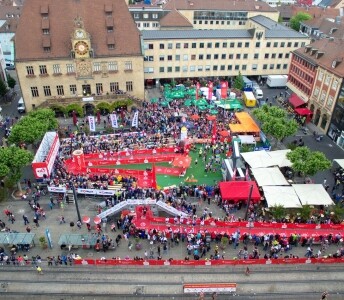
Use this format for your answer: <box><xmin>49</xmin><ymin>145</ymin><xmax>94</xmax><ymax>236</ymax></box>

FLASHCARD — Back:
<box><xmin>318</xmin><ymin>0</ymin><xmax>333</xmax><ymax>7</ymax></box>
<box><xmin>251</xmin><ymin>15</ymin><xmax>308</xmax><ymax>39</ymax></box>
<box><xmin>142</xmin><ymin>30</ymin><xmax>252</xmax><ymax>40</ymax></box>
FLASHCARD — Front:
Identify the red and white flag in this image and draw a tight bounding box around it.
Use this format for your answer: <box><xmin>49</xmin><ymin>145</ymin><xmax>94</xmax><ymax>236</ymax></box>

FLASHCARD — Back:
<box><xmin>196</xmin><ymin>82</ymin><xmax>200</xmax><ymax>100</ymax></box>
<box><xmin>88</xmin><ymin>116</ymin><xmax>96</xmax><ymax>132</ymax></box>
<box><xmin>221</xmin><ymin>81</ymin><xmax>228</xmax><ymax>99</ymax></box>
<box><xmin>208</xmin><ymin>81</ymin><xmax>213</xmax><ymax>100</ymax></box>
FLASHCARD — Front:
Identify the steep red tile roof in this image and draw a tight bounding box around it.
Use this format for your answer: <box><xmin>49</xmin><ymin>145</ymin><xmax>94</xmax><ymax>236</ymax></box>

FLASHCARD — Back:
<box><xmin>277</xmin><ymin>4</ymin><xmax>339</xmax><ymax>19</ymax></box>
<box><xmin>15</xmin><ymin>0</ymin><xmax>142</xmax><ymax>61</ymax></box>
<box><xmin>159</xmin><ymin>9</ymin><xmax>193</xmax><ymax>28</ymax></box>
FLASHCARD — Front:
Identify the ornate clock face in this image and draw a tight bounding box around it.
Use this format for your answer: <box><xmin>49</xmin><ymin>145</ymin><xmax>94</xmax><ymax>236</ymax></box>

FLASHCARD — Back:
<box><xmin>74</xmin><ymin>41</ymin><xmax>89</xmax><ymax>56</ymax></box>
<box><xmin>77</xmin><ymin>61</ymin><xmax>91</xmax><ymax>77</ymax></box>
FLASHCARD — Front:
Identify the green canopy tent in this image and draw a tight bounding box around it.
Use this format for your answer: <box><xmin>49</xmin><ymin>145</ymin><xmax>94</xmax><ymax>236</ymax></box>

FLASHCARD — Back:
<box><xmin>209</xmin><ymin>109</ymin><xmax>219</xmax><ymax>115</ymax></box>
<box><xmin>160</xmin><ymin>101</ymin><xmax>169</xmax><ymax>107</ymax></box>
<box><xmin>183</xmin><ymin>100</ymin><xmax>193</xmax><ymax>107</ymax></box>
<box><xmin>150</xmin><ymin>98</ymin><xmax>158</xmax><ymax>104</ymax></box>
<box><xmin>198</xmin><ymin>105</ymin><xmax>208</xmax><ymax>111</ymax></box>
<box><xmin>214</xmin><ymin>99</ymin><xmax>243</xmax><ymax>110</ymax></box>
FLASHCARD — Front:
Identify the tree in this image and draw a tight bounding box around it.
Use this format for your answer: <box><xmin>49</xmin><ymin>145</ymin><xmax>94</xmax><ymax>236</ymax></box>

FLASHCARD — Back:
<box><xmin>8</xmin><ymin>108</ymin><xmax>58</xmax><ymax>147</ymax></box>
<box><xmin>290</xmin><ymin>12</ymin><xmax>312</xmax><ymax>32</ymax></box>
<box><xmin>286</xmin><ymin>147</ymin><xmax>331</xmax><ymax>179</ymax></box>
<box><xmin>270</xmin><ymin>204</ymin><xmax>286</xmax><ymax>221</ymax></box>
<box><xmin>252</xmin><ymin>105</ymin><xmax>298</xmax><ymax>148</ymax></box>
<box><xmin>6</xmin><ymin>74</ymin><xmax>16</xmax><ymax>90</ymax></box>
<box><xmin>0</xmin><ymin>146</ymin><xmax>33</xmax><ymax>192</ymax></box>
<box><xmin>0</xmin><ymin>78</ymin><xmax>8</xmax><ymax>98</ymax></box>
<box><xmin>233</xmin><ymin>71</ymin><xmax>245</xmax><ymax>90</ymax></box>
<box><xmin>297</xmin><ymin>204</ymin><xmax>312</xmax><ymax>222</ymax></box>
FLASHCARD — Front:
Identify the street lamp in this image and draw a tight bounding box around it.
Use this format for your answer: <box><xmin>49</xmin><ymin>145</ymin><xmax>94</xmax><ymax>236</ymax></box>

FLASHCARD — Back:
<box><xmin>69</xmin><ymin>182</ymin><xmax>81</xmax><ymax>223</ymax></box>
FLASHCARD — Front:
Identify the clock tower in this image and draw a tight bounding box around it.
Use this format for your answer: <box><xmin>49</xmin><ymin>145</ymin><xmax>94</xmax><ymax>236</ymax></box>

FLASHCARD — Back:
<box><xmin>72</xmin><ymin>17</ymin><xmax>92</xmax><ymax>78</ymax></box>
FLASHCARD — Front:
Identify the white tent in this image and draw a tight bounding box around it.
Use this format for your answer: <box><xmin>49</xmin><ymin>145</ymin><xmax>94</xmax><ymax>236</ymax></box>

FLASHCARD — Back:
<box><xmin>292</xmin><ymin>184</ymin><xmax>335</xmax><ymax>206</ymax></box>
<box><xmin>251</xmin><ymin>167</ymin><xmax>290</xmax><ymax>186</ymax></box>
<box><xmin>241</xmin><ymin>150</ymin><xmax>292</xmax><ymax>169</ymax></box>
<box><xmin>263</xmin><ymin>186</ymin><xmax>302</xmax><ymax>208</ymax></box>
<box><xmin>333</xmin><ymin>159</ymin><xmax>344</xmax><ymax>169</ymax></box>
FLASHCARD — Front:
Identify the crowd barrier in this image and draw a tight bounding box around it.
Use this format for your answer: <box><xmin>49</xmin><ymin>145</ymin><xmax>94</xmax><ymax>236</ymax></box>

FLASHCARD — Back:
<box><xmin>73</xmin><ymin>257</ymin><xmax>344</xmax><ymax>266</ymax></box>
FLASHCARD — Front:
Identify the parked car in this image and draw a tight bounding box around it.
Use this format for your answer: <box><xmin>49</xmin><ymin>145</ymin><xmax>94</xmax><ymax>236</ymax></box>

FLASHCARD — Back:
<box><xmin>5</xmin><ymin>64</ymin><xmax>15</xmax><ymax>70</ymax></box>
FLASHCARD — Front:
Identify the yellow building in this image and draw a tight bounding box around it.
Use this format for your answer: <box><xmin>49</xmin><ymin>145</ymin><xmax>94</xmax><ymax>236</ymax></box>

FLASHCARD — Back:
<box><xmin>15</xmin><ymin>0</ymin><xmax>144</xmax><ymax>112</ymax></box>
<box><xmin>142</xmin><ymin>15</ymin><xmax>310</xmax><ymax>84</ymax></box>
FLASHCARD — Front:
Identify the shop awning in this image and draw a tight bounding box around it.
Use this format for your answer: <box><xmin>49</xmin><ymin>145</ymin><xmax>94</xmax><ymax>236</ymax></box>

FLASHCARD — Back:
<box><xmin>289</xmin><ymin>94</ymin><xmax>306</xmax><ymax>108</ymax></box>
<box><xmin>292</xmin><ymin>184</ymin><xmax>335</xmax><ymax>206</ymax></box>
<box><xmin>263</xmin><ymin>186</ymin><xmax>302</xmax><ymax>208</ymax></box>
<box><xmin>294</xmin><ymin>108</ymin><xmax>313</xmax><ymax>116</ymax></box>
<box><xmin>0</xmin><ymin>233</ymin><xmax>35</xmax><ymax>245</ymax></box>
<box><xmin>219</xmin><ymin>181</ymin><xmax>261</xmax><ymax>202</ymax></box>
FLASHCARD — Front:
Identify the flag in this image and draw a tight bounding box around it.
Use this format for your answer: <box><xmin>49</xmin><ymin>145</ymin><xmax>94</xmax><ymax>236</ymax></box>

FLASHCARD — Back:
<box><xmin>196</xmin><ymin>82</ymin><xmax>200</xmax><ymax>100</ymax></box>
<box><xmin>110</xmin><ymin>114</ymin><xmax>118</xmax><ymax>128</ymax></box>
<box><xmin>211</xmin><ymin>121</ymin><xmax>217</xmax><ymax>144</ymax></box>
<box><xmin>151</xmin><ymin>163</ymin><xmax>157</xmax><ymax>189</ymax></box>
<box><xmin>208</xmin><ymin>81</ymin><xmax>213</xmax><ymax>100</ymax></box>
<box><xmin>131</xmin><ymin>111</ymin><xmax>139</xmax><ymax>128</ymax></box>
<box><xmin>88</xmin><ymin>116</ymin><xmax>96</xmax><ymax>132</ymax></box>
<box><xmin>221</xmin><ymin>81</ymin><xmax>228</xmax><ymax>99</ymax></box>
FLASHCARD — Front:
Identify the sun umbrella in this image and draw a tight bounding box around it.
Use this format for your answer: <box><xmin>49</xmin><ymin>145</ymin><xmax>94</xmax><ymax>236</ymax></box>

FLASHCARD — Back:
<box><xmin>93</xmin><ymin>216</ymin><xmax>101</xmax><ymax>224</ymax></box>
<box><xmin>150</xmin><ymin>98</ymin><xmax>158</xmax><ymax>104</ymax></box>
<box><xmin>172</xmin><ymin>156</ymin><xmax>192</xmax><ymax>168</ymax></box>
<box><xmin>208</xmin><ymin>104</ymin><xmax>216</xmax><ymax>109</ymax></box>
<box><xmin>82</xmin><ymin>216</ymin><xmax>90</xmax><ymax>224</ymax></box>
<box><xmin>195</xmin><ymin>99</ymin><xmax>208</xmax><ymax>106</ymax></box>
<box><xmin>190</xmin><ymin>114</ymin><xmax>200</xmax><ymax>121</ymax></box>
<box><xmin>209</xmin><ymin>109</ymin><xmax>218</xmax><ymax>115</ymax></box>
<box><xmin>184</xmin><ymin>100</ymin><xmax>193</xmax><ymax>107</ymax></box>
<box><xmin>219</xmin><ymin>130</ymin><xmax>229</xmax><ymax>137</ymax></box>
<box><xmin>160</xmin><ymin>101</ymin><xmax>169</xmax><ymax>107</ymax></box>
<box><xmin>206</xmin><ymin>115</ymin><xmax>216</xmax><ymax>121</ymax></box>
<box><xmin>198</xmin><ymin>106</ymin><xmax>208</xmax><ymax>111</ymax></box>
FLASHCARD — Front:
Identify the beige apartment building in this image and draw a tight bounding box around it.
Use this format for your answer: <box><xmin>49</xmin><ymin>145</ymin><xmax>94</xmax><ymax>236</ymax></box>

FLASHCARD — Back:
<box><xmin>15</xmin><ymin>0</ymin><xmax>144</xmax><ymax>112</ymax></box>
<box><xmin>142</xmin><ymin>15</ymin><xmax>310</xmax><ymax>84</ymax></box>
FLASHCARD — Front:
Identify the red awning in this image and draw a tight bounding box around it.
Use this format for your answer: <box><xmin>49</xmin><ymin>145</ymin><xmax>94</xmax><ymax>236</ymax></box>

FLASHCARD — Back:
<box><xmin>294</xmin><ymin>108</ymin><xmax>313</xmax><ymax>116</ymax></box>
<box><xmin>219</xmin><ymin>181</ymin><xmax>261</xmax><ymax>203</ymax></box>
<box><xmin>289</xmin><ymin>94</ymin><xmax>306</xmax><ymax>108</ymax></box>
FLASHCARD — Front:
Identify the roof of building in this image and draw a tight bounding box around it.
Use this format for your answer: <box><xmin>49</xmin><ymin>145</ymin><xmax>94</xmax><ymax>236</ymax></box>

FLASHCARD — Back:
<box><xmin>318</xmin><ymin>0</ymin><xmax>334</xmax><ymax>7</ymax></box>
<box><xmin>251</xmin><ymin>15</ymin><xmax>307</xmax><ymax>38</ymax></box>
<box><xmin>159</xmin><ymin>9</ymin><xmax>193</xmax><ymax>28</ymax></box>
<box><xmin>0</xmin><ymin>4</ymin><xmax>22</xmax><ymax>19</ymax></box>
<box><xmin>142</xmin><ymin>29</ymin><xmax>253</xmax><ymax>40</ymax></box>
<box><xmin>15</xmin><ymin>0</ymin><xmax>142</xmax><ymax>61</ymax></box>
<box><xmin>302</xmin><ymin>17</ymin><xmax>344</xmax><ymax>38</ymax></box>
<box><xmin>294</xmin><ymin>38</ymin><xmax>344</xmax><ymax>77</ymax></box>
<box><xmin>276</xmin><ymin>4</ymin><xmax>339</xmax><ymax>20</ymax></box>
<box><xmin>163</xmin><ymin>0</ymin><xmax>277</xmax><ymax>12</ymax></box>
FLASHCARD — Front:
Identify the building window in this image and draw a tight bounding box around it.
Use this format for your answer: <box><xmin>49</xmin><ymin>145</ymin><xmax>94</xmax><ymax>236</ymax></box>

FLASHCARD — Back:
<box><xmin>236</xmin><ymin>54</ymin><xmax>241</xmax><ymax>59</ymax></box>
<box><xmin>26</xmin><ymin>66</ymin><xmax>34</xmax><ymax>75</ymax></box>
<box><xmin>31</xmin><ymin>87</ymin><xmax>39</xmax><ymax>97</ymax></box>
<box><xmin>143</xmin><ymin>13</ymin><xmax>149</xmax><ymax>19</ymax></box>
<box><xmin>43</xmin><ymin>47</ymin><xmax>51</xmax><ymax>53</ymax></box>
<box><xmin>277</xmin><ymin>64</ymin><xmax>281</xmax><ymax>69</ymax></box>
<box><xmin>215</xmin><ymin>43</ymin><xmax>220</xmax><ymax>48</ymax></box>
<box><xmin>53</xmin><ymin>64</ymin><xmax>61</xmax><ymax>74</ymax></box>
<box><xmin>283</xmin><ymin>64</ymin><xmax>288</xmax><ymax>69</ymax></box>
<box><xmin>214</xmin><ymin>54</ymin><xmax>219</xmax><ymax>59</ymax></box>
<box><xmin>205</xmin><ymin>65</ymin><xmax>211</xmax><ymax>71</ymax></box>
<box><xmin>159</xmin><ymin>43</ymin><xmax>164</xmax><ymax>49</ymax></box>
<box><xmin>43</xmin><ymin>86</ymin><xmax>51</xmax><ymax>97</ymax></box>
<box><xmin>235</xmin><ymin>65</ymin><xmax>239</xmax><ymax>70</ymax></box>
<box><xmin>223</xmin><ymin>42</ymin><xmax>227</xmax><ymax>48</ymax></box>
<box><xmin>175</xmin><ymin>55</ymin><xmax>180</xmax><ymax>61</ymax></box>
<box><xmin>270</xmin><ymin>64</ymin><xmax>274</xmax><ymax>70</ymax></box>
<box><xmin>159</xmin><ymin>67</ymin><xmax>164</xmax><ymax>73</ymax></box>
<box><xmin>207</xmin><ymin>42</ymin><xmax>212</xmax><ymax>48</ymax></box>
<box><xmin>245</xmin><ymin>42</ymin><xmax>250</xmax><ymax>48</ymax></box>
<box><xmin>70</xmin><ymin>84</ymin><xmax>77</xmax><ymax>95</ymax></box>
<box><xmin>144</xmin><ymin>67</ymin><xmax>154</xmax><ymax>73</ymax></box>
<box><xmin>220</xmin><ymin>65</ymin><xmax>225</xmax><ymax>71</ymax></box>
<box><xmin>252</xmin><ymin>64</ymin><xmax>258</xmax><ymax>70</ymax></box>
<box><xmin>238</xmin><ymin>42</ymin><xmax>242</xmax><ymax>48</ymax></box>
<box><xmin>229</xmin><ymin>54</ymin><xmax>233</xmax><ymax>59</ymax></box>
<box><xmin>126</xmin><ymin>81</ymin><xmax>133</xmax><ymax>92</ymax></box>
<box><xmin>287</xmin><ymin>42</ymin><xmax>292</xmax><ymax>47</ymax></box>
<box><xmin>133</xmin><ymin>13</ymin><xmax>139</xmax><ymax>19</ymax></box>
<box><xmin>273</xmin><ymin>42</ymin><xmax>278</xmax><ymax>47</ymax></box>
<box><xmin>221</xmin><ymin>54</ymin><xmax>226</xmax><ymax>59</ymax></box>
<box><xmin>176</xmin><ymin>43</ymin><xmax>181</xmax><ymax>49</ymax></box>
<box><xmin>242</xmin><ymin>65</ymin><xmax>247</xmax><ymax>71</ymax></box>
<box><xmin>168</xmin><ymin>55</ymin><xmax>173</xmax><ymax>61</ymax></box>
<box><xmin>167</xmin><ymin>67</ymin><xmax>172</xmax><ymax>73</ymax></box>
<box><xmin>190</xmin><ymin>66</ymin><xmax>195</xmax><ymax>72</ymax></box>
<box><xmin>325</xmin><ymin>75</ymin><xmax>331</xmax><ymax>85</ymax></box>
<box><xmin>319</xmin><ymin>92</ymin><xmax>326</xmax><ymax>104</ymax></box>
<box><xmin>213</xmin><ymin>65</ymin><xmax>218</xmax><ymax>71</ymax></box>
<box><xmin>108</xmin><ymin>61</ymin><xmax>118</xmax><ymax>71</ymax></box>
<box><xmin>144</xmin><ymin>56</ymin><xmax>154</xmax><ymax>62</ymax></box>
<box><xmin>280</xmin><ymin>42</ymin><xmax>285</xmax><ymax>47</ymax></box>
<box><xmin>266</xmin><ymin>42</ymin><xmax>271</xmax><ymax>47</ymax></box>
<box><xmin>152</xmin><ymin>13</ymin><xmax>158</xmax><ymax>19</ymax></box>
<box><xmin>168</xmin><ymin>43</ymin><xmax>172</xmax><ymax>49</ymax></box>
<box><xmin>93</xmin><ymin>62</ymin><xmax>101</xmax><ymax>72</ymax></box>
<box><xmin>199</xmin><ymin>54</ymin><xmax>204</xmax><ymax>60</ymax></box>
<box><xmin>294</xmin><ymin>42</ymin><xmax>299</xmax><ymax>47</ymax></box>
<box><xmin>192</xmin><ymin>43</ymin><xmax>196</xmax><ymax>48</ymax></box>
<box><xmin>125</xmin><ymin>61</ymin><xmax>132</xmax><ymax>70</ymax></box>
<box><xmin>314</xmin><ymin>87</ymin><xmax>320</xmax><ymax>97</ymax></box>
<box><xmin>256</xmin><ymin>42</ymin><xmax>260</xmax><ymax>47</ymax></box>
<box><xmin>254</xmin><ymin>54</ymin><xmax>259</xmax><ymax>59</ymax></box>
<box><xmin>191</xmin><ymin>55</ymin><xmax>196</xmax><ymax>60</ymax></box>
<box><xmin>56</xmin><ymin>85</ymin><xmax>64</xmax><ymax>96</ymax></box>
<box><xmin>228</xmin><ymin>65</ymin><xmax>232</xmax><ymax>71</ymax></box>
<box><xmin>197</xmin><ymin>65</ymin><xmax>203</xmax><ymax>71</ymax></box>
<box><xmin>230</xmin><ymin>42</ymin><xmax>235</xmax><ymax>48</ymax></box>
<box><xmin>96</xmin><ymin>83</ymin><xmax>103</xmax><ymax>95</ymax></box>
<box><xmin>175</xmin><ymin>66</ymin><xmax>180</xmax><ymax>72</ymax></box>
<box><xmin>265</xmin><ymin>53</ymin><xmax>269</xmax><ymax>59</ymax></box>
<box><xmin>200</xmin><ymin>43</ymin><xmax>204</xmax><ymax>48</ymax></box>
<box><xmin>182</xmin><ymin>66</ymin><xmax>188</xmax><ymax>72</ymax></box>
<box><xmin>43</xmin><ymin>29</ymin><xmax>50</xmax><ymax>35</ymax></box>
<box><xmin>206</xmin><ymin>54</ymin><xmax>211</xmax><ymax>60</ymax></box>
<box><xmin>278</xmin><ymin>53</ymin><xmax>283</xmax><ymax>59</ymax></box>
<box><xmin>184</xmin><ymin>43</ymin><xmax>189</xmax><ymax>49</ymax></box>
<box><xmin>39</xmin><ymin>65</ymin><xmax>47</xmax><ymax>75</ymax></box>
<box><xmin>332</xmin><ymin>80</ymin><xmax>338</xmax><ymax>90</ymax></box>
<box><xmin>263</xmin><ymin>64</ymin><xmax>267</xmax><ymax>70</ymax></box>
<box><xmin>272</xmin><ymin>54</ymin><xmax>276</xmax><ymax>59</ymax></box>
<box><xmin>183</xmin><ymin>54</ymin><xmax>188</xmax><ymax>61</ymax></box>
<box><xmin>327</xmin><ymin>95</ymin><xmax>334</xmax><ymax>107</ymax></box>
<box><xmin>285</xmin><ymin>53</ymin><xmax>290</xmax><ymax>59</ymax></box>
<box><xmin>159</xmin><ymin>55</ymin><xmax>164</xmax><ymax>61</ymax></box>
<box><xmin>318</xmin><ymin>71</ymin><xmax>324</xmax><ymax>81</ymax></box>
<box><xmin>243</xmin><ymin>54</ymin><xmax>248</xmax><ymax>59</ymax></box>
<box><xmin>110</xmin><ymin>82</ymin><xmax>119</xmax><ymax>92</ymax></box>
<box><xmin>66</xmin><ymin>63</ymin><xmax>75</xmax><ymax>73</ymax></box>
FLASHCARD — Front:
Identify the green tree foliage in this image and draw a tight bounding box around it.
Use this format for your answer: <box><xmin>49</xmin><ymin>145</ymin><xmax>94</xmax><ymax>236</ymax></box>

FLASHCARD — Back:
<box><xmin>0</xmin><ymin>146</ymin><xmax>33</xmax><ymax>182</ymax></box>
<box><xmin>290</xmin><ymin>12</ymin><xmax>312</xmax><ymax>31</ymax></box>
<box><xmin>297</xmin><ymin>204</ymin><xmax>312</xmax><ymax>222</ymax></box>
<box><xmin>252</xmin><ymin>105</ymin><xmax>298</xmax><ymax>147</ymax></box>
<box><xmin>96</xmin><ymin>102</ymin><xmax>111</xmax><ymax>114</ymax></box>
<box><xmin>65</xmin><ymin>103</ymin><xmax>84</xmax><ymax>117</ymax></box>
<box><xmin>6</xmin><ymin>74</ymin><xmax>16</xmax><ymax>90</ymax></box>
<box><xmin>233</xmin><ymin>71</ymin><xmax>245</xmax><ymax>90</ymax></box>
<box><xmin>0</xmin><ymin>78</ymin><xmax>8</xmax><ymax>98</ymax></box>
<box><xmin>270</xmin><ymin>204</ymin><xmax>286</xmax><ymax>221</ymax></box>
<box><xmin>286</xmin><ymin>146</ymin><xmax>331</xmax><ymax>178</ymax></box>
<box><xmin>8</xmin><ymin>108</ymin><xmax>58</xmax><ymax>146</ymax></box>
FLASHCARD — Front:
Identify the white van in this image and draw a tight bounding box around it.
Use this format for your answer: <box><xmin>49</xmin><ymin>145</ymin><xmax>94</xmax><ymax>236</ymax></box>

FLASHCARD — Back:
<box><xmin>254</xmin><ymin>88</ymin><xmax>263</xmax><ymax>100</ymax></box>
<box><xmin>17</xmin><ymin>97</ymin><xmax>26</xmax><ymax>113</ymax></box>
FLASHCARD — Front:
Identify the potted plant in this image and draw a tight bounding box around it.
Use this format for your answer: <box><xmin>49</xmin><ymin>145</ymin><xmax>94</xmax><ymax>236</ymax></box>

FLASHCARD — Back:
<box><xmin>39</xmin><ymin>236</ymin><xmax>48</xmax><ymax>249</ymax></box>
<box><xmin>134</xmin><ymin>237</ymin><xmax>142</xmax><ymax>251</ymax></box>
<box><xmin>220</xmin><ymin>236</ymin><xmax>229</xmax><ymax>250</ymax></box>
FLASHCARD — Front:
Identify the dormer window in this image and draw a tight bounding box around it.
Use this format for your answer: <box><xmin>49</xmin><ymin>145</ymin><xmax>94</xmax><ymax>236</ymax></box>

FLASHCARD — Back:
<box><xmin>316</xmin><ymin>52</ymin><xmax>324</xmax><ymax>59</ymax></box>
<box><xmin>332</xmin><ymin>61</ymin><xmax>336</xmax><ymax>68</ymax></box>
<box><xmin>310</xmin><ymin>48</ymin><xmax>318</xmax><ymax>55</ymax></box>
<box><xmin>332</xmin><ymin>58</ymin><xmax>343</xmax><ymax>68</ymax></box>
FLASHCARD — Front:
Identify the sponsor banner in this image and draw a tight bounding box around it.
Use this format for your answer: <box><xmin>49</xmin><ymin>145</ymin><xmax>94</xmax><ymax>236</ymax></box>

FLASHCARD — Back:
<box><xmin>47</xmin><ymin>186</ymin><xmax>67</xmax><ymax>193</ymax></box>
<box><xmin>110</xmin><ymin>114</ymin><xmax>118</xmax><ymax>128</ymax></box>
<box><xmin>131</xmin><ymin>111</ymin><xmax>139</xmax><ymax>128</ymax></box>
<box><xmin>184</xmin><ymin>283</ymin><xmax>237</xmax><ymax>293</ymax></box>
<box><xmin>46</xmin><ymin>133</ymin><xmax>60</xmax><ymax>176</ymax></box>
<box><xmin>32</xmin><ymin>162</ymin><xmax>49</xmax><ymax>179</ymax></box>
<box><xmin>88</xmin><ymin>116</ymin><xmax>96</xmax><ymax>132</ymax></box>
<box><xmin>207</xmin><ymin>81</ymin><xmax>213</xmax><ymax>100</ymax></box>
<box><xmin>77</xmin><ymin>188</ymin><xmax>116</xmax><ymax>196</ymax></box>
<box><xmin>220</xmin><ymin>81</ymin><xmax>228</xmax><ymax>99</ymax></box>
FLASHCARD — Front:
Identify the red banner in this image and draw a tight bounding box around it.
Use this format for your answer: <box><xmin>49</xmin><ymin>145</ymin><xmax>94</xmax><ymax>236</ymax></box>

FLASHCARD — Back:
<box><xmin>221</xmin><ymin>81</ymin><xmax>228</xmax><ymax>99</ymax></box>
<box><xmin>196</xmin><ymin>82</ymin><xmax>200</xmax><ymax>100</ymax></box>
<box><xmin>208</xmin><ymin>81</ymin><xmax>213</xmax><ymax>100</ymax></box>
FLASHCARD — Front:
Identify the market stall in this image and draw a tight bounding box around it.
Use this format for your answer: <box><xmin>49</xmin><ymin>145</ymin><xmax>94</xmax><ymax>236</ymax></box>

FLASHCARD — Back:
<box><xmin>229</xmin><ymin>112</ymin><xmax>260</xmax><ymax>136</ymax></box>
<box><xmin>262</xmin><ymin>186</ymin><xmax>302</xmax><ymax>208</ymax></box>
<box><xmin>251</xmin><ymin>167</ymin><xmax>290</xmax><ymax>186</ymax></box>
<box><xmin>288</xmin><ymin>94</ymin><xmax>307</xmax><ymax>109</ymax></box>
<box><xmin>294</xmin><ymin>107</ymin><xmax>313</xmax><ymax>123</ymax></box>
<box><xmin>292</xmin><ymin>184</ymin><xmax>335</xmax><ymax>206</ymax></box>
<box><xmin>0</xmin><ymin>232</ymin><xmax>35</xmax><ymax>251</ymax></box>
<box><xmin>219</xmin><ymin>181</ymin><xmax>261</xmax><ymax>203</ymax></box>
<box><xmin>241</xmin><ymin>150</ymin><xmax>292</xmax><ymax>169</ymax></box>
